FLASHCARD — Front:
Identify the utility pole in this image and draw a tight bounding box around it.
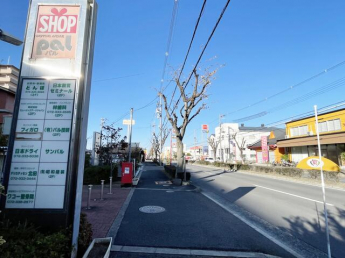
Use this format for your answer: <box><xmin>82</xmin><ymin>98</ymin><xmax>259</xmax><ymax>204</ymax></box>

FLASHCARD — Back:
<box><xmin>314</xmin><ymin>105</ymin><xmax>332</xmax><ymax>258</ymax></box>
<box><xmin>159</xmin><ymin>95</ymin><xmax>163</xmax><ymax>166</ymax></box>
<box><xmin>128</xmin><ymin>108</ymin><xmax>133</xmax><ymax>162</ymax></box>
<box><xmin>100</xmin><ymin>118</ymin><xmax>105</xmax><ymax>165</ymax></box>
<box><xmin>219</xmin><ymin>114</ymin><xmax>224</xmax><ymax>162</ymax></box>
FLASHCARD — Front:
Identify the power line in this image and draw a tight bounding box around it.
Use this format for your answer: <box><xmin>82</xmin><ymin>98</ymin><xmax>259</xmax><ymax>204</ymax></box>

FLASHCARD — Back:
<box><xmin>163</xmin><ymin>0</ymin><xmax>231</xmax><ymax>132</ymax></box>
<box><xmin>185</xmin><ymin>100</ymin><xmax>345</xmax><ymax>147</ymax></box>
<box><xmin>170</xmin><ymin>0</ymin><xmax>231</xmax><ymax>114</ymax></box>
<box><xmin>167</xmin><ymin>0</ymin><xmax>207</xmax><ymax>110</ymax></box>
<box><xmin>233</xmin><ymin>77</ymin><xmax>345</xmax><ymax>122</ymax></box>
<box><xmin>225</xmin><ymin>59</ymin><xmax>345</xmax><ymax>117</ymax></box>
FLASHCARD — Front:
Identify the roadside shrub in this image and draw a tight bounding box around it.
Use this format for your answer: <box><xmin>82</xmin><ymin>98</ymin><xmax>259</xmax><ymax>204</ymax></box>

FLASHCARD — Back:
<box><xmin>78</xmin><ymin>213</ymin><xmax>93</xmax><ymax>257</ymax></box>
<box><xmin>83</xmin><ymin>165</ymin><xmax>118</xmax><ymax>185</ymax></box>
<box><xmin>308</xmin><ymin>170</ymin><xmax>339</xmax><ymax>182</ymax></box>
<box><xmin>0</xmin><ymin>220</ymin><xmax>71</xmax><ymax>258</ymax></box>
<box><xmin>0</xmin><ymin>213</ymin><xmax>92</xmax><ymax>258</ymax></box>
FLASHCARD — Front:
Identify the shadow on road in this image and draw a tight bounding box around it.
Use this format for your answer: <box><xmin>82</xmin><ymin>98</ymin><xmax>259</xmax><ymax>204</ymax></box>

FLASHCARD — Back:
<box><xmin>282</xmin><ymin>207</ymin><xmax>345</xmax><ymax>258</ymax></box>
<box><xmin>223</xmin><ymin>187</ymin><xmax>256</xmax><ymax>203</ymax></box>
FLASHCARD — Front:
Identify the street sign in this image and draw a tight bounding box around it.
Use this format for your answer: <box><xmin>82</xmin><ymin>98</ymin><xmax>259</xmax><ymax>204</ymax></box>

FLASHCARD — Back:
<box><xmin>123</xmin><ymin>119</ymin><xmax>135</xmax><ymax>125</ymax></box>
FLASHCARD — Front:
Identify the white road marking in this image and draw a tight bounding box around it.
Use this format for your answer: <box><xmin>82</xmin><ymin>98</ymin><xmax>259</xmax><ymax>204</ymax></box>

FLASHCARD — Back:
<box><xmin>254</xmin><ymin>184</ymin><xmax>334</xmax><ymax>206</ymax></box>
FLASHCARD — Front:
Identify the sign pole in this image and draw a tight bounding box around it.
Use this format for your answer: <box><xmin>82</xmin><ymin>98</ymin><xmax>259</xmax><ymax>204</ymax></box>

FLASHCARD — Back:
<box><xmin>128</xmin><ymin>108</ymin><xmax>133</xmax><ymax>162</ymax></box>
<box><xmin>314</xmin><ymin>105</ymin><xmax>332</xmax><ymax>258</ymax></box>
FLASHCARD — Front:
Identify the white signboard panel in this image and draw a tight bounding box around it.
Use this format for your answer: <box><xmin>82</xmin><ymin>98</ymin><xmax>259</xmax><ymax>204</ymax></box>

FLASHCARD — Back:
<box><xmin>6</xmin><ymin>185</ymin><xmax>36</xmax><ymax>209</ymax></box>
<box><xmin>38</xmin><ymin>163</ymin><xmax>67</xmax><ymax>185</ymax></box>
<box><xmin>123</xmin><ymin>119</ymin><xmax>135</xmax><ymax>125</ymax></box>
<box><xmin>21</xmin><ymin>80</ymin><xmax>48</xmax><ymax>99</ymax></box>
<box><xmin>43</xmin><ymin>120</ymin><xmax>72</xmax><ymax>141</ymax></box>
<box><xmin>34</xmin><ymin>186</ymin><xmax>65</xmax><ymax>209</ymax></box>
<box><xmin>45</xmin><ymin>100</ymin><xmax>74</xmax><ymax>119</ymax></box>
<box><xmin>9</xmin><ymin>163</ymin><xmax>39</xmax><ymax>185</ymax></box>
<box><xmin>48</xmin><ymin>80</ymin><xmax>76</xmax><ymax>100</ymax></box>
<box><xmin>16</xmin><ymin>120</ymin><xmax>44</xmax><ymax>134</ymax></box>
<box><xmin>12</xmin><ymin>141</ymin><xmax>42</xmax><ymax>163</ymax></box>
<box><xmin>40</xmin><ymin>141</ymin><xmax>70</xmax><ymax>162</ymax></box>
<box><xmin>18</xmin><ymin>100</ymin><xmax>47</xmax><ymax>120</ymax></box>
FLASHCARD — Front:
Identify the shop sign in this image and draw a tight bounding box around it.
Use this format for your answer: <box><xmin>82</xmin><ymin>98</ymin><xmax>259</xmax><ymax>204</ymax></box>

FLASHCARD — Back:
<box><xmin>261</xmin><ymin>136</ymin><xmax>269</xmax><ymax>162</ymax></box>
<box><xmin>307</xmin><ymin>158</ymin><xmax>324</xmax><ymax>168</ymax></box>
<box><xmin>296</xmin><ymin>156</ymin><xmax>340</xmax><ymax>172</ymax></box>
<box><xmin>32</xmin><ymin>5</ymin><xmax>80</xmax><ymax>59</ymax></box>
<box><xmin>201</xmin><ymin>124</ymin><xmax>209</xmax><ymax>133</ymax></box>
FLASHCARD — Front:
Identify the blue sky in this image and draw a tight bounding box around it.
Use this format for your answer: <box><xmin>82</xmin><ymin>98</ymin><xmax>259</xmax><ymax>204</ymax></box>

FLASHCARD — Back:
<box><xmin>1</xmin><ymin>0</ymin><xmax>345</xmax><ymax>150</ymax></box>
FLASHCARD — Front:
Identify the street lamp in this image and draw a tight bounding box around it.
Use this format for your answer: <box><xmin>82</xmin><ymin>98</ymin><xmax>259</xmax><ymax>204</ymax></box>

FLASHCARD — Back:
<box><xmin>0</xmin><ymin>29</ymin><xmax>23</xmax><ymax>46</ymax></box>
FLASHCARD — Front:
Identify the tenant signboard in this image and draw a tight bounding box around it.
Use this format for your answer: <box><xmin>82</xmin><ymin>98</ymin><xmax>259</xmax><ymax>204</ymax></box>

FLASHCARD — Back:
<box><xmin>7</xmin><ymin>79</ymin><xmax>75</xmax><ymax>209</ymax></box>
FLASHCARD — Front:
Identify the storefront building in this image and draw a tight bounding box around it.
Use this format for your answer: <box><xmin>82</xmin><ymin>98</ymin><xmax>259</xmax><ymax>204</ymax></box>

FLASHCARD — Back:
<box><xmin>248</xmin><ymin>129</ymin><xmax>286</xmax><ymax>163</ymax></box>
<box><xmin>277</xmin><ymin>108</ymin><xmax>345</xmax><ymax>166</ymax></box>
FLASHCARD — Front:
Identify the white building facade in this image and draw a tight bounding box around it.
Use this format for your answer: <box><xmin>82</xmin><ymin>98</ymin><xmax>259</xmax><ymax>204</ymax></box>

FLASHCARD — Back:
<box><xmin>209</xmin><ymin>123</ymin><xmax>272</xmax><ymax>163</ymax></box>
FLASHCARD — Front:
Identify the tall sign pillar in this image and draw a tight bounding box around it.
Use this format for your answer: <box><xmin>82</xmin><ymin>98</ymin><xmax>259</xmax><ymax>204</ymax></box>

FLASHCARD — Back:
<box><xmin>1</xmin><ymin>0</ymin><xmax>97</xmax><ymax>232</ymax></box>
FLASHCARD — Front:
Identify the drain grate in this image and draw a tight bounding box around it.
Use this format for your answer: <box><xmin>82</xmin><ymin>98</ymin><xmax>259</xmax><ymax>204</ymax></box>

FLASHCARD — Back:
<box><xmin>139</xmin><ymin>206</ymin><xmax>166</xmax><ymax>213</ymax></box>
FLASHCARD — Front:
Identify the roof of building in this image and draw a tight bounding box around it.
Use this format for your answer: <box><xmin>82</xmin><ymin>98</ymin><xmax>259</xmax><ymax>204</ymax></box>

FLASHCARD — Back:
<box><xmin>248</xmin><ymin>128</ymin><xmax>286</xmax><ymax>148</ymax></box>
<box><xmin>0</xmin><ymin>64</ymin><xmax>19</xmax><ymax>70</ymax></box>
<box><xmin>286</xmin><ymin>107</ymin><xmax>345</xmax><ymax>124</ymax></box>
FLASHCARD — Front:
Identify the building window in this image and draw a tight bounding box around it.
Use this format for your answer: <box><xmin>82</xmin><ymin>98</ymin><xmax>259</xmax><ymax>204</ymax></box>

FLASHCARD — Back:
<box><xmin>290</xmin><ymin>125</ymin><xmax>308</xmax><ymax>136</ymax></box>
<box><xmin>318</xmin><ymin>119</ymin><xmax>341</xmax><ymax>133</ymax></box>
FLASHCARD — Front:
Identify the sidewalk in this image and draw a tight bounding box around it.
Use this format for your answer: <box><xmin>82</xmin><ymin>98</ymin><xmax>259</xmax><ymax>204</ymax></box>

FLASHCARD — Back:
<box><xmin>107</xmin><ymin>163</ymin><xmax>294</xmax><ymax>258</ymax></box>
<box><xmin>81</xmin><ymin>183</ymin><xmax>131</xmax><ymax>238</ymax></box>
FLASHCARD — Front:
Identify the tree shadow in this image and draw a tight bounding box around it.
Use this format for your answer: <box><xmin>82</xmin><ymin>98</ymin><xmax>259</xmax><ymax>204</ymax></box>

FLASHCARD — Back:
<box><xmin>282</xmin><ymin>206</ymin><xmax>345</xmax><ymax>258</ymax></box>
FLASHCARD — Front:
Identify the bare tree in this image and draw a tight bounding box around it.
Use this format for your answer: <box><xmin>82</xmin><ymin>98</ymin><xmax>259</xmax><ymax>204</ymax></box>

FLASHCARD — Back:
<box><xmin>207</xmin><ymin>136</ymin><xmax>219</xmax><ymax>161</ymax></box>
<box><xmin>160</xmin><ymin>67</ymin><xmax>218</xmax><ymax>170</ymax></box>
<box><xmin>150</xmin><ymin>129</ymin><xmax>170</xmax><ymax>161</ymax></box>
<box><xmin>232</xmin><ymin>132</ymin><xmax>246</xmax><ymax>164</ymax></box>
<box><xmin>97</xmin><ymin>123</ymin><xmax>127</xmax><ymax>165</ymax></box>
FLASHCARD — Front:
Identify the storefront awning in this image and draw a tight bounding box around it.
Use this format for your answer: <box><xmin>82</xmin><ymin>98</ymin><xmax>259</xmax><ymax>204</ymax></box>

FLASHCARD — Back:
<box><xmin>277</xmin><ymin>132</ymin><xmax>345</xmax><ymax>148</ymax></box>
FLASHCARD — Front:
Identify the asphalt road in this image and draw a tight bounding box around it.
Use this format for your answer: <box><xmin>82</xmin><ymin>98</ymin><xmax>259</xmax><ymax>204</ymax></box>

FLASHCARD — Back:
<box><xmin>112</xmin><ymin>163</ymin><xmax>293</xmax><ymax>258</ymax></box>
<box><xmin>187</xmin><ymin>164</ymin><xmax>345</xmax><ymax>258</ymax></box>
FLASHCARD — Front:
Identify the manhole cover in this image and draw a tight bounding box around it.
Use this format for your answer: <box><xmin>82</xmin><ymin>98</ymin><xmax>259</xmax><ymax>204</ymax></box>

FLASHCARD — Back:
<box><xmin>139</xmin><ymin>206</ymin><xmax>166</xmax><ymax>213</ymax></box>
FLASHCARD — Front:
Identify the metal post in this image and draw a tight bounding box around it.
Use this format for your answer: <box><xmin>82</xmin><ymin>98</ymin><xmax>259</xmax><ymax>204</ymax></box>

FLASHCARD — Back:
<box><xmin>100</xmin><ymin>180</ymin><xmax>104</xmax><ymax>200</ymax></box>
<box><xmin>159</xmin><ymin>95</ymin><xmax>163</xmax><ymax>166</ymax></box>
<box><xmin>219</xmin><ymin>114</ymin><xmax>223</xmax><ymax>162</ymax></box>
<box><xmin>183</xmin><ymin>155</ymin><xmax>187</xmax><ymax>182</ymax></box>
<box><xmin>314</xmin><ymin>105</ymin><xmax>332</xmax><ymax>258</ymax></box>
<box><xmin>108</xmin><ymin>177</ymin><xmax>113</xmax><ymax>194</ymax></box>
<box><xmin>128</xmin><ymin>108</ymin><xmax>133</xmax><ymax>162</ymax></box>
<box><xmin>133</xmin><ymin>159</ymin><xmax>136</xmax><ymax>177</ymax></box>
<box><xmin>87</xmin><ymin>185</ymin><xmax>93</xmax><ymax>209</ymax></box>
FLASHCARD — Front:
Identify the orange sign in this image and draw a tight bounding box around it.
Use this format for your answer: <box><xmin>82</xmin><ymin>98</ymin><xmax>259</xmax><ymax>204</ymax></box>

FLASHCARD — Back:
<box><xmin>32</xmin><ymin>5</ymin><xmax>80</xmax><ymax>59</ymax></box>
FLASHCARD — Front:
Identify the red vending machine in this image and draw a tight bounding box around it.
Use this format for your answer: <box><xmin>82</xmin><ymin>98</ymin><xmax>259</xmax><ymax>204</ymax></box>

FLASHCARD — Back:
<box><xmin>121</xmin><ymin>162</ymin><xmax>133</xmax><ymax>185</ymax></box>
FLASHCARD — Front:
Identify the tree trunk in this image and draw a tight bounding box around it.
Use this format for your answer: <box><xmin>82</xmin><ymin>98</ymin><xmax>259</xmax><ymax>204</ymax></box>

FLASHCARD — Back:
<box><xmin>176</xmin><ymin>136</ymin><xmax>184</xmax><ymax>172</ymax></box>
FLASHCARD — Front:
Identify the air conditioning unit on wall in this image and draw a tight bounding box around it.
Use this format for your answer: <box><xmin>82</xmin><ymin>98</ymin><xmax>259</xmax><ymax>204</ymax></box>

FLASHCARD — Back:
<box><xmin>285</xmin><ymin>135</ymin><xmax>289</xmax><ymax>139</ymax></box>
<box><xmin>308</xmin><ymin>131</ymin><xmax>314</xmax><ymax>136</ymax></box>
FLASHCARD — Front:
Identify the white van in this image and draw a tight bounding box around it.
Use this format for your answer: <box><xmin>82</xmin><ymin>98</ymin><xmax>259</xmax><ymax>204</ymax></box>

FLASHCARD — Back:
<box><xmin>205</xmin><ymin>157</ymin><xmax>215</xmax><ymax>163</ymax></box>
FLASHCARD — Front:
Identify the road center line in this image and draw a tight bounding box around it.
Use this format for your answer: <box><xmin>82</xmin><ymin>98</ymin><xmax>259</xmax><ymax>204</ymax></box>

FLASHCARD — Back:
<box><xmin>253</xmin><ymin>184</ymin><xmax>334</xmax><ymax>206</ymax></box>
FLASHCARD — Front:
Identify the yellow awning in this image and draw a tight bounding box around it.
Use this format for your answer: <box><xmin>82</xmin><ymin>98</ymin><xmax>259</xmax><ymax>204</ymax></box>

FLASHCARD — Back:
<box><xmin>296</xmin><ymin>156</ymin><xmax>340</xmax><ymax>172</ymax></box>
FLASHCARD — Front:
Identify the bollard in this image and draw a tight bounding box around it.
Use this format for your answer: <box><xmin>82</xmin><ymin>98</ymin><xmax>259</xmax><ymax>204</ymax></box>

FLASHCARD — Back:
<box><xmin>100</xmin><ymin>180</ymin><xmax>104</xmax><ymax>200</ymax></box>
<box><xmin>108</xmin><ymin>177</ymin><xmax>113</xmax><ymax>194</ymax></box>
<box><xmin>87</xmin><ymin>185</ymin><xmax>93</xmax><ymax>209</ymax></box>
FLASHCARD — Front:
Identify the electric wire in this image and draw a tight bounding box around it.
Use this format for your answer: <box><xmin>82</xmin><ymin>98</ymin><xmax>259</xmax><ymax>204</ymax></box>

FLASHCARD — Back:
<box><xmin>233</xmin><ymin>77</ymin><xmax>345</xmax><ymax>122</ymax></box>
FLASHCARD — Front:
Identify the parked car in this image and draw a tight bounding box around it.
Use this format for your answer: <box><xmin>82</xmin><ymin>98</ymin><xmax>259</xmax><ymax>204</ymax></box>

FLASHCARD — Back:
<box><xmin>205</xmin><ymin>157</ymin><xmax>215</xmax><ymax>163</ymax></box>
